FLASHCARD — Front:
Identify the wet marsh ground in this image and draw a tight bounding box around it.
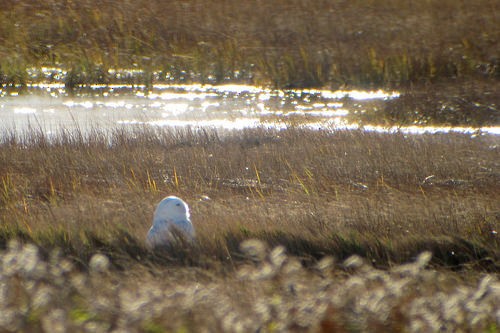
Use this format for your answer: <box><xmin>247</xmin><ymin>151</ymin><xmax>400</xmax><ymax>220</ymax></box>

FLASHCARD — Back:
<box><xmin>0</xmin><ymin>127</ymin><xmax>498</xmax><ymax>331</ymax></box>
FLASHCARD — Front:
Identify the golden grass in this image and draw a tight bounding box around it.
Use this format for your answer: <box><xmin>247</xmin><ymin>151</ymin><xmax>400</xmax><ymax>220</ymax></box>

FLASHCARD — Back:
<box><xmin>0</xmin><ymin>127</ymin><xmax>498</xmax><ymax>264</ymax></box>
<box><xmin>0</xmin><ymin>127</ymin><xmax>499</xmax><ymax>331</ymax></box>
<box><xmin>0</xmin><ymin>0</ymin><xmax>498</xmax><ymax>87</ymax></box>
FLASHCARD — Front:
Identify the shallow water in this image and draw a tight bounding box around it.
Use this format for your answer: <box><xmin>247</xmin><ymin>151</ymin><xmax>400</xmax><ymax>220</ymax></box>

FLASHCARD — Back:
<box><xmin>1</xmin><ymin>83</ymin><xmax>499</xmax><ymax>136</ymax></box>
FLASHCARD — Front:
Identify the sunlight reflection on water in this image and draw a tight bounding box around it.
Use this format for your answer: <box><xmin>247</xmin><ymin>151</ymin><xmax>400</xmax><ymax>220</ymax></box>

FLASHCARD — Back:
<box><xmin>1</xmin><ymin>83</ymin><xmax>498</xmax><ymax>136</ymax></box>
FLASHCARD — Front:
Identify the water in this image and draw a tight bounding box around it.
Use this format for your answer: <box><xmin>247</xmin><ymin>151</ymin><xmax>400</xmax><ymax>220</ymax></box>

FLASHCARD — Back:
<box><xmin>1</xmin><ymin>83</ymin><xmax>499</xmax><ymax>136</ymax></box>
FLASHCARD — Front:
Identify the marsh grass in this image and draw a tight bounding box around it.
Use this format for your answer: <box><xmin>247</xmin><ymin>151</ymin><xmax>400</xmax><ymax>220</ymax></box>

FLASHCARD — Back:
<box><xmin>0</xmin><ymin>126</ymin><xmax>498</xmax><ymax>264</ymax></box>
<box><xmin>0</xmin><ymin>0</ymin><xmax>498</xmax><ymax>88</ymax></box>
<box><xmin>0</xmin><ymin>126</ymin><xmax>499</xmax><ymax>331</ymax></box>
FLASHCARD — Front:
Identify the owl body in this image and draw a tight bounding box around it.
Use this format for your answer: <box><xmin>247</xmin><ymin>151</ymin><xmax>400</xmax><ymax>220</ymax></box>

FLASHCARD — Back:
<box><xmin>146</xmin><ymin>196</ymin><xmax>194</xmax><ymax>248</ymax></box>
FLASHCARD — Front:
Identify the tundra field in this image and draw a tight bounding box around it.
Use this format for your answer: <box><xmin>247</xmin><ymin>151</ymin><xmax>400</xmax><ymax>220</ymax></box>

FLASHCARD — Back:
<box><xmin>0</xmin><ymin>0</ymin><xmax>499</xmax><ymax>331</ymax></box>
<box><xmin>0</xmin><ymin>127</ymin><xmax>498</xmax><ymax>332</ymax></box>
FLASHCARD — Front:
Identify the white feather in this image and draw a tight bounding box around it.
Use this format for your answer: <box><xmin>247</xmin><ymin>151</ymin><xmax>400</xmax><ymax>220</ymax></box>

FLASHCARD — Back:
<box><xmin>146</xmin><ymin>196</ymin><xmax>194</xmax><ymax>248</ymax></box>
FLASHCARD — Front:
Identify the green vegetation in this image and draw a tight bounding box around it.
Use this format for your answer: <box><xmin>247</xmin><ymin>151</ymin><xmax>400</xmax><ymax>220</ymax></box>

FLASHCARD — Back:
<box><xmin>0</xmin><ymin>0</ymin><xmax>498</xmax><ymax>88</ymax></box>
<box><xmin>0</xmin><ymin>127</ymin><xmax>498</xmax><ymax>331</ymax></box>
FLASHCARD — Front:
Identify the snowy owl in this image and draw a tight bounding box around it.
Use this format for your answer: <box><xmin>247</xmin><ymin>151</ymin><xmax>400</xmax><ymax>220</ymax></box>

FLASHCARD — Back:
<box><xmin>146</xmin><ymin>196</ymin><xmax>195</xmax><ymax>248</ymax></box>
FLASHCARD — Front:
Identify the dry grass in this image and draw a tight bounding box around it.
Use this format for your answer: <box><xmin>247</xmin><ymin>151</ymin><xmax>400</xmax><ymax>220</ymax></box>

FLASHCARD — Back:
<box><xmin>0</xmin><ymin>0</ymin><xmax>498</xmax><ymax>87</ymax></box>
<box><xmin>0</xmin><ymin>126</ymin><xmax>498</xmax><ymax>331</ymax></box>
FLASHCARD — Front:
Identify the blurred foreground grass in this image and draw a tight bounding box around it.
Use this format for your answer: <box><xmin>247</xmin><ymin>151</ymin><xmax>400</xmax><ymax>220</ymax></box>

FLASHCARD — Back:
<box><xmin>0</xmin><ymin>127</ymin><xmax>498</xmax><ymax>331</ymax></box>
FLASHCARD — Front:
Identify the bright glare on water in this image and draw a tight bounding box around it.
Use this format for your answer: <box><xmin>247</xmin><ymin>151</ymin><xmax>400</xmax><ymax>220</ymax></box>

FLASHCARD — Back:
<box><xmin>1</xmin><ymin>83</ymin><xmax>498</xmax><ymax>136</ymax></box>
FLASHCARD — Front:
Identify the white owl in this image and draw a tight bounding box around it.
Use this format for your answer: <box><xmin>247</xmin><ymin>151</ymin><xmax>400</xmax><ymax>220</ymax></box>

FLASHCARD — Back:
<box><xmin>146</xmin><ymin>196</ymin><xmax>195</xmax><ymax>248</ymax></box>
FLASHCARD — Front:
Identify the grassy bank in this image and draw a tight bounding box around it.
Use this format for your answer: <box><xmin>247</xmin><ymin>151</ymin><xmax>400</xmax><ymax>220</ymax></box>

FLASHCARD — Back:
<box><xmin>0</xmin><ymin>127</ymin><xmax>498</xmax><ymax>331</ymax></box>
<box><xmin>1</xmin><ymin>127</ymin><xmax>498</xmax><ymax>267</ymax></box>
<box><xmin>0</xmin><ymin>0</ymin><xmax>498</xmax><ymax>88</ymax></box>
